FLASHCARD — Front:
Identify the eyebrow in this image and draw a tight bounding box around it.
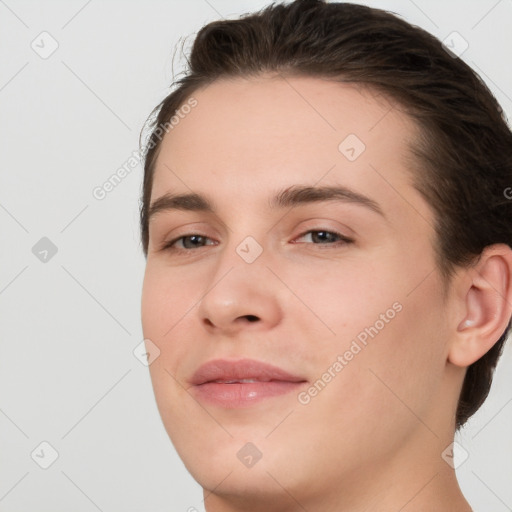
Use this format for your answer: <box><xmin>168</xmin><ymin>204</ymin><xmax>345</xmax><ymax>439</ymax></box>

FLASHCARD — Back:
<box><xmin>147</xmin><ymin>184</ymin><xmax>385</xmax><ymax>223</ymax></box>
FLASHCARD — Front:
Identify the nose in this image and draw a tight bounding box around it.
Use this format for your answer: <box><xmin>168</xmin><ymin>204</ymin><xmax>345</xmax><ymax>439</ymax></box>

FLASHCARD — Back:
<box><xmin>197</xmin><ymin>248</ymin><xmax>283</xmax><ymax>336</ymax></box>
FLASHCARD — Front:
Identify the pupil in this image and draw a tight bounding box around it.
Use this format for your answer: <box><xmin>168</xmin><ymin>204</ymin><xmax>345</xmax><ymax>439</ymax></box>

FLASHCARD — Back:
<box><xmin>185</xmin><ymin>235</ymin><xmax>204</xmax><ymax>248</ymax></box>
<box><xmin>313</xmin><ymin>231</ymin><xmax>334</xmax><ymax>243</ymax></box>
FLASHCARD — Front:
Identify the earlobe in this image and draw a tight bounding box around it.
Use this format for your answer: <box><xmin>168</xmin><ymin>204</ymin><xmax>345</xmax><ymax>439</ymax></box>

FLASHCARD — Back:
<box><xmin>448</xmin><ymin>244</ymin><xmax>512</xmax><ymax>368</ymax></box>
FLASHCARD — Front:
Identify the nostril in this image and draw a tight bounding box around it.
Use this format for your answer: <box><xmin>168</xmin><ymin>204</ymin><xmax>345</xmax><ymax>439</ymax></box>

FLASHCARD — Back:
<box><xmin>245</xmin><ymin>315</ymin><xmax>259</xmax><ymax>322</ymax></box>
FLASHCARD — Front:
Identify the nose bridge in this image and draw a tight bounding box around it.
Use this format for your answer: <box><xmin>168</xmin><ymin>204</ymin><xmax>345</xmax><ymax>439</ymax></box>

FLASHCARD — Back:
<box><xmin>196</xmin><ymin>232</ymin><xmax>281</xmax><ymax>331</ymax></box>
<box><xmin>212</xmin><ymin>228</ymin><xmax>268</xmax><ymax>283</ymax></box>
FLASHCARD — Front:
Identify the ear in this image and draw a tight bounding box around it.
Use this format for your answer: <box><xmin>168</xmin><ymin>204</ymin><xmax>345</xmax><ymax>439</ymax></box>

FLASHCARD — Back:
<box><xmin>448</xmin><ymin>243</ymin><xmax>512</xmax><ymax>367</ymax></box>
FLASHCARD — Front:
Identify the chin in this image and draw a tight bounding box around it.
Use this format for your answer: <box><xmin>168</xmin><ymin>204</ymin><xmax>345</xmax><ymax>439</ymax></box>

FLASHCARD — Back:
<box><xmin>165</xmin><ymin>421</ymin><xmax>307</xmax><ymax>497</ymax></box>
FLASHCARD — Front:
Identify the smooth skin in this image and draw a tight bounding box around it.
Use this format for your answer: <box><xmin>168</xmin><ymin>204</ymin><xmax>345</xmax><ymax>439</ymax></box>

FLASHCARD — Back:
<box><xmin>141</xmin><ymin>74</ymin><xmax>512</xmax><ymax>512</ymax></box>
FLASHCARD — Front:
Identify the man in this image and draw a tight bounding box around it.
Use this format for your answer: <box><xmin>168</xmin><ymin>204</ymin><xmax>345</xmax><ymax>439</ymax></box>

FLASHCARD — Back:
<box><xmin>140</xmin><ymin>1</ymin><xmax>512</xmax><ymax>510</ymax></box>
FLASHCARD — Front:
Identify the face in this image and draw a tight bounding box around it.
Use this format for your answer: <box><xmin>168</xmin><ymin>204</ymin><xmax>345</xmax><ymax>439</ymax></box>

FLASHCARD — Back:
<box><xmin>141</xmin><ymin>75</ymin><xmax>457</xmax><ymax>508</ymax></box>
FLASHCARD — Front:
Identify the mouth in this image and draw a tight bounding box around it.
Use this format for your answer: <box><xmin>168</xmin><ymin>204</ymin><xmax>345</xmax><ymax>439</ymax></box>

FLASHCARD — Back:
<box><xmin>189</xmin><ymin>358</ymin><xmax>308</xmax><ymax>408</ymax></box>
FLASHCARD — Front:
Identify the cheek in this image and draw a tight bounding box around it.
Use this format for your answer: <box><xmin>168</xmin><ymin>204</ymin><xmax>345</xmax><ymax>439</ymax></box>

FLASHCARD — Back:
<box><xmin>340</xmin><ymin>275</ymin><xmax>448</xmax><ymax>428</ymax></box>
<box><xmin>141</xmin><ymin>266</ymin><xmax>201</xmax><ymax>431</ymax></box>
<box><xmin>293</xmin><ymin>290</ymin><xmax>447</xmax><ymax>472</ymax></box>
<box><xmin>141</xmin><ymin>262</ymin><xmax>200</xmax><ymax>336</ymax></box>
<box><xmin>141</xmin><ymin>263</ymin><xmax>204</xmax><ymax>389</ymax></box>
<box><xmin>289</xmin><ymin>248</ymin><xmax>448</xmax><ymax>413</ymax></box>
<box><xmin>279</xmin><ymin>255</ymin><xmax>395</xmax><ymax>343</ymax></box>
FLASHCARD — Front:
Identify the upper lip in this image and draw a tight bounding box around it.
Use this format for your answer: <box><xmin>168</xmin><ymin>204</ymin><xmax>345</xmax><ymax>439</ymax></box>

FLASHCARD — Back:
<box><xmin>189</xmin><ymin>358</ymin><xmax>307</xmax><ymax>385</ymax></box>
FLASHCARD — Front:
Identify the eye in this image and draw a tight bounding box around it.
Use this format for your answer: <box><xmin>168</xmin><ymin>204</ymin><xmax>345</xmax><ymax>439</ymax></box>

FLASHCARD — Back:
<box><xmin>160</xmin><ymin>229</ymin><xmax>352</xmax><ymax>253</ymax></box>
<box><xmin>163</xmin><ymin>234</ymin><xmax>217</xmax><ymax>251</ymax></box>
<box><xmin>293</xmin><ymin>229</ymin><xmax>353</xmax><ymax>246</ymax></box>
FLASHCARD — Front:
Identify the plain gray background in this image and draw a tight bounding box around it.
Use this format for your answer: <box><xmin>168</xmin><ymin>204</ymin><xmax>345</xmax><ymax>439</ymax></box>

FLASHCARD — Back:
<box><xmin>1</xmin><ymin>0</ymin><xmax>511</xmax><ymax>510</ymax></box>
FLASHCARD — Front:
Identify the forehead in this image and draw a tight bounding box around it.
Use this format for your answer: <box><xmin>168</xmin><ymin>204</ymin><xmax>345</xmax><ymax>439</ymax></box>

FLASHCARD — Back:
<box><xmin>150</xmin><ymin>74</ymin><xmax>431</xmax><ymax>226</ymax></box>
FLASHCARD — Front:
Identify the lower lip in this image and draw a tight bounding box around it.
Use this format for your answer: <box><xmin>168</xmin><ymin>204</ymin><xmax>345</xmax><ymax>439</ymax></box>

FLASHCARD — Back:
<box><xmin>191</xmin><ymin>381</ymin><xmax>306</xmax><ymax>408</ymax></box>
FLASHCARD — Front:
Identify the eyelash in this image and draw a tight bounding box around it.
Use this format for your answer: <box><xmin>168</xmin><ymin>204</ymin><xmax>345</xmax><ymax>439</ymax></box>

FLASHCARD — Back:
<box><xmin>161</xmin><ymin>229</ymin><xmax>353</xmax><ymax>253</ymax></box>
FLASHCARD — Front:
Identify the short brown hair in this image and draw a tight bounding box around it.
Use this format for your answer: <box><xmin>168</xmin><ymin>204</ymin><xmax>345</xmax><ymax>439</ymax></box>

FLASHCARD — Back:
<box><xmin>139</xmin><ymin>0</ymin><xmax>512</xmax><ymax>429</ymax></box>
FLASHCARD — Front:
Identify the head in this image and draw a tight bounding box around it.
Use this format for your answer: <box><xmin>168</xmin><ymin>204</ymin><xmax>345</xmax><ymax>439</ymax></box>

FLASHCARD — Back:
<box><xmin>139</xmin><ymin>0</ymin><xmax>512</xmax><ymax>507</ymax></box>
